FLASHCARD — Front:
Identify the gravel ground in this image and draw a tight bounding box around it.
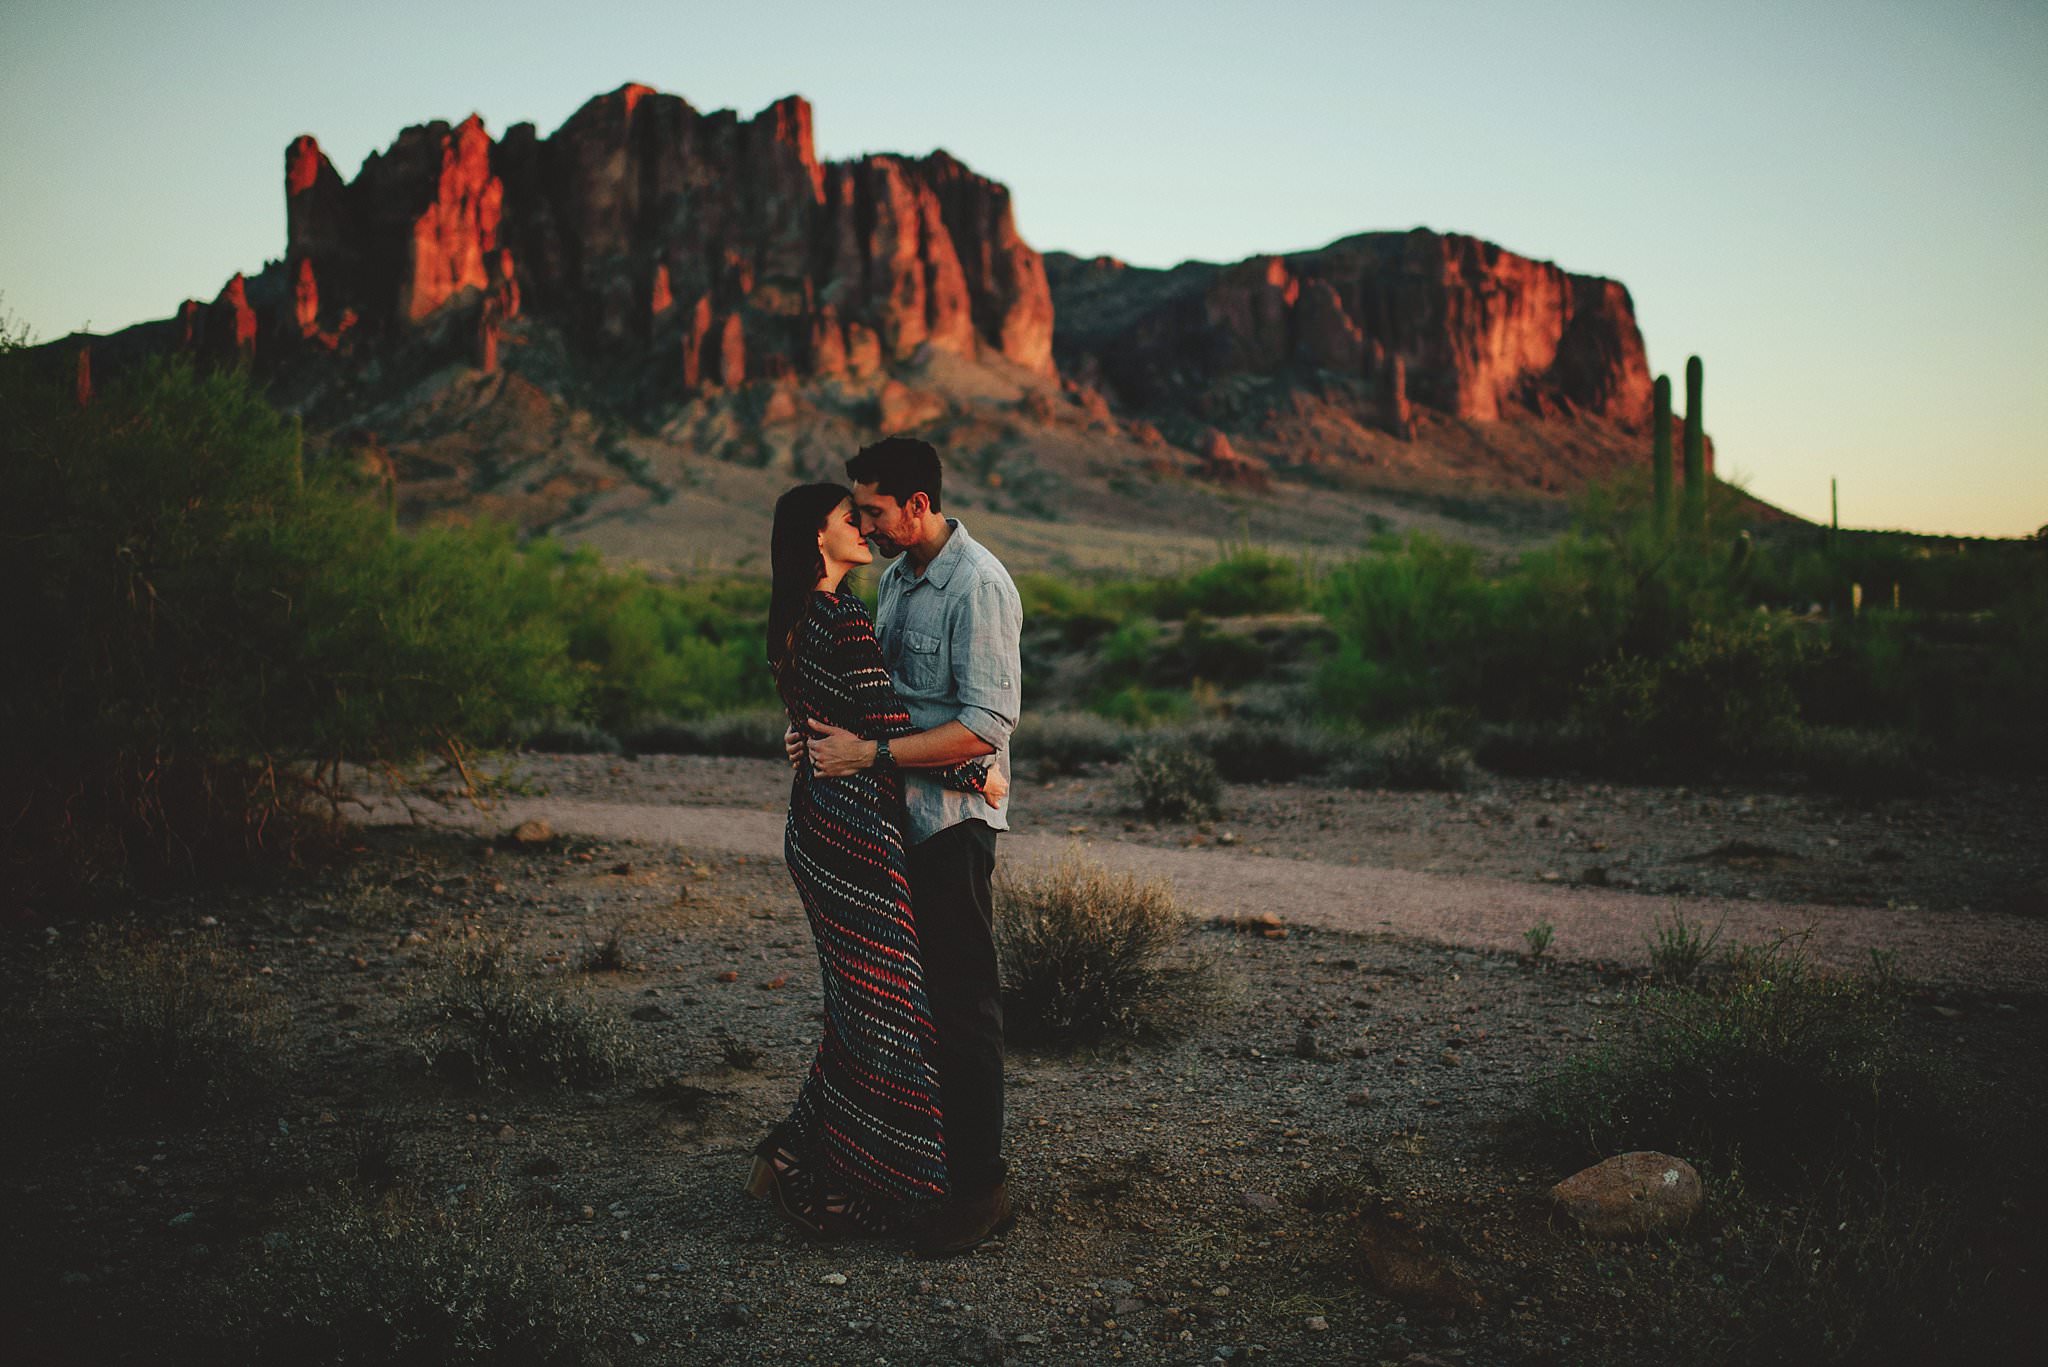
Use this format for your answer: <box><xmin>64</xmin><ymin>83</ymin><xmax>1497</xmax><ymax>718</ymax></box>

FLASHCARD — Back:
<box><xmin>6</xmin><ymin>757</ymin><xmax>2044</xmax><ymax>1365</ymax></box>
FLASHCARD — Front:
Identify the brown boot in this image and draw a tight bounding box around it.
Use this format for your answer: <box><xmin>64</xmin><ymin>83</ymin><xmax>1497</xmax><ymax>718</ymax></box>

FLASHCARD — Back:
<box><xmin>914</xmin><ymin>1181</ymin><xmax>1016</xmax><ymax>1258</ymax></box>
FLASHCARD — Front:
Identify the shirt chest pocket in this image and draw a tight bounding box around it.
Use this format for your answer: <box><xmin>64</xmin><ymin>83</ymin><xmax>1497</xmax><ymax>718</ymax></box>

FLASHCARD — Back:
<box><xmin>900</xmin><ymin>628</ymin><xmax>947</xmax><ymax>693</ymax></box>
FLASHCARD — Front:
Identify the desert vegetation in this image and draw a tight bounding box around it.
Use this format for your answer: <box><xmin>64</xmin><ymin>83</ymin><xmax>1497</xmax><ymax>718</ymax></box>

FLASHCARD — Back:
<box><xmin>3</xmin><ymin>325</ymin><xmax>2042</xmax><ymax>1366</ymax></box>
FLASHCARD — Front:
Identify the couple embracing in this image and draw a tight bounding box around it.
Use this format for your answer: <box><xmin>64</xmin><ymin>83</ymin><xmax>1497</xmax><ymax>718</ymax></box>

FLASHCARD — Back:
<box><xmin>745</xmin><ymin>436</ymin><xmax>1023</xmax><ymax>1258</ymax></box>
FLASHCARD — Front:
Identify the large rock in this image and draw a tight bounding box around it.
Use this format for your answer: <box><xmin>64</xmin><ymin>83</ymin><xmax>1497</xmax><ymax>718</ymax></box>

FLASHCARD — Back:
<box><xmin>1046</xmin><ymin>229</ymin><xmax>1655</xmax><ymax>428</ymax></box>
<box><xmin>255</xmin><ymin>84</ymin><xmax>1055</xmax><ymax>389</ymax></box>
<box><xmin>1550</xmin><ymin>1151</ymin><xmax>1703</xmax><ymax>1238</ymax></box>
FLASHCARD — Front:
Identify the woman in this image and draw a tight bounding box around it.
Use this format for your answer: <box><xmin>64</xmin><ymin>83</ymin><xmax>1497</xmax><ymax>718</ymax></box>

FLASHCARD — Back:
<box><xmin>746</xmin><ymin>482</ymin><xmax>1006</xmax><ymax>1237</ymax></box>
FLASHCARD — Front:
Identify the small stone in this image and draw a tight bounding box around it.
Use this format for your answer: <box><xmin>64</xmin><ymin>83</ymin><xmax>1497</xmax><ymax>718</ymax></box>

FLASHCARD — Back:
<box><xmin>630</xmin><ymin>1004</ymin><xmax>671</xmax><ymax>1021</ymax></box>
<box><xmin>1346</xmin><ymin>1089</ymin><xmax>1372</xmax><ymax>1107</ymax></box>
<box><xmin>1239</xmin><ymin>1191</ymin><xmax>1282</xmax><ymax>1213</ymax></box>
<box><xmin>1306</xmin><ymin>1315</ymin><xmax>1329</xmax><ymax>1332</ymax></box>
<box><xmin>1098</xmin><ymin>1278</ymin><xmax>1135</xmax><ymax>1296</ymax></box>
<box><xmin>495</xmin><ymin>1124</ymin><xmax>516</xmax><ymax>1143</ymax></box>
<box><xmin>759</xmin><ymin>976</ymin><xmax>787</xmax><ymax>990</ymax></box>
<box><xmin>715</xmin><ymin>970</ymin><xmax>739</xmax><ymax>983</ymax></box>
<box><xmin>821</xmin><ymin>1272</ymin><xmax>848</xmax><ymax>1286</ymax></box>
<box><xmin>1218</xmin><ymin>832</ymin><xmax>1238</xmax><ymax>846</ymax></box>
<box><xmin>512</xmin><ymin>818</ymin><xmax>554</xmax><ymax>846</ymax></box>
<box><xmin>1439</xmin><ymin>1051</ymin><xmax>1461</xmax><ymax>1068</ymax></box>
<box><xmin>1211</xmin><ymin>1284</ymin><xmax>1231</xmax><ymax>1298</ymax></box>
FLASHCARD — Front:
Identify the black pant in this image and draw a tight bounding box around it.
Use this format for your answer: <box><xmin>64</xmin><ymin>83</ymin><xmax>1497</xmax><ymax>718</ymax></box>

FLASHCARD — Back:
<box><xmin>907</xmin><ymin>818</ymin><xmax>1005</xmax><ymax>1196</ymax></box>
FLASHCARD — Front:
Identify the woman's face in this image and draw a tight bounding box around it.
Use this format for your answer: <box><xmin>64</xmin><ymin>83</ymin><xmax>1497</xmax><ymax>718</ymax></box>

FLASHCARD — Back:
<box><xmin>816</xmin><ymin>497</ymin><xmax>872</xmax><ymax>574</ymax></box>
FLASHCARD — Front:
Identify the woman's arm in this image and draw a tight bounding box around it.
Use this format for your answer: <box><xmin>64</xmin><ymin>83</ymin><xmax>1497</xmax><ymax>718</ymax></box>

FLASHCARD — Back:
<box><xmin>817</xmin><ymin>597</ymin><xmax>991</xmax><ymax>795</ymax></box>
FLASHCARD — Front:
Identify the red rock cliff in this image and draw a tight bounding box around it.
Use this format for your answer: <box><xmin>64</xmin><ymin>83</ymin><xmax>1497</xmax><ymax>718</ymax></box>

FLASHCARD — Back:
<box><xmin>1048</xmin><ymin>230</ymin><xmax>1654</xmax><ymax>430</ymax></box>
<box><xmin>270</xmin><ymin>84</ymin><xmax>1054</xmax><ymax>385</ymax></box>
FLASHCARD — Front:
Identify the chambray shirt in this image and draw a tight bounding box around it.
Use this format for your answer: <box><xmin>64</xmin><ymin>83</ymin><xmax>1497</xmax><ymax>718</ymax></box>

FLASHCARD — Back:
<box><xmin>875</xmin><ymin>519</ymin><xmax>1023</xmax><ymax>844</ymax></box>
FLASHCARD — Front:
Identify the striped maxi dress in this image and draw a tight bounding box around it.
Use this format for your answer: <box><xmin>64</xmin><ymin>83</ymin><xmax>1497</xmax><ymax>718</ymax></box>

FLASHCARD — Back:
<box><xmin>778</xmin><ymin>587</ymin><xmax>988</xmax><ymax>1211</ymax></box>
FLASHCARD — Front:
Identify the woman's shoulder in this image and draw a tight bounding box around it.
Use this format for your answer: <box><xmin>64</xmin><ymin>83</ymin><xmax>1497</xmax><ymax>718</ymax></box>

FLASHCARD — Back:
<box><xmin>813</xmin><ymin>589</ymin><xmax>873</xmax><ymax>623</ymax></box>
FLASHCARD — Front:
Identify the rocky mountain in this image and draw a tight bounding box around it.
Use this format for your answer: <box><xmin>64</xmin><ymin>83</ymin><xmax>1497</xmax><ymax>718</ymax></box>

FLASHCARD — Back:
<box><xmin>57</xmin><ymin>83</ymin><xmax>1759</xmax><ymax>568</ymax></box>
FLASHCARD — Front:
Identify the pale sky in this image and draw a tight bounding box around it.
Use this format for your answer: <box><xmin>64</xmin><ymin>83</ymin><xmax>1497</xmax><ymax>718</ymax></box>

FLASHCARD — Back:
<box><xmin>4</xmin><ymin>0</ymin><xmax>2043</xmax><ymax>537</ymax></box>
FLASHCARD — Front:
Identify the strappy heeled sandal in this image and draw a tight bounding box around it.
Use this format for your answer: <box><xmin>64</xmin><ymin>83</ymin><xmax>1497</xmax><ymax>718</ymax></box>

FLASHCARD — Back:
<box><xmin>818</xmin><ymin>1186</ymin><xmax>899</xmax><ymax>1239</ymax></box>
<box><xmin>744</xmin><ymin>1130</ymin><xmax>829</xmax><ymax>1237</ymax></box>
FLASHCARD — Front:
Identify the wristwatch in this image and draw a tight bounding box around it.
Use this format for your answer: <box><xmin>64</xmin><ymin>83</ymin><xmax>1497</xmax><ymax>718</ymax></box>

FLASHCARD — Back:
<box><xmin>874</xmin><ymin>738</ymin><xmax>897</xmax><ymax>770</ymax></box>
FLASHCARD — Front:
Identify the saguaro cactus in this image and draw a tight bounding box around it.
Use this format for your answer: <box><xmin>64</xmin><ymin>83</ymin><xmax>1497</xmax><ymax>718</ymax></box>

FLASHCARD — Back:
<box><xmin>1682</xmin><ymin>356</ymin><xmax>1706</xmax><ymax>537</ymax></box>
<box><xmin>1651</xmin><ymin>374</ymin><xmax>1673</xmax><ymax>535</ymax></box>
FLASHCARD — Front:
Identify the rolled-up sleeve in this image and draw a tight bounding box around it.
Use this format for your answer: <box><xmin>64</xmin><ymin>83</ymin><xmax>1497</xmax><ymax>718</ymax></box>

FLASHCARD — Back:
<box><xmin>950</xmin><ymin>575</ymin><xmax>1023</xmax><ymax>749</ymax></box>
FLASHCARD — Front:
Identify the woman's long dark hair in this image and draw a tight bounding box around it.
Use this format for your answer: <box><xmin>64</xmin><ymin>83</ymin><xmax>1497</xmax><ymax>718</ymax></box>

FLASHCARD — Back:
<box><xmin>767</xmin><ymin>482</ymin><xmax>854</xmax><ymax>713</ymax></box>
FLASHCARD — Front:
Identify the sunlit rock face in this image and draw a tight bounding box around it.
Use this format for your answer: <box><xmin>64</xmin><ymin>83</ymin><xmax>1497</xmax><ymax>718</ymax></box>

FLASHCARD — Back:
<box><xmin>261</xmin><ymin>84</ymin><xmax>1054</xmax><ymax>387</ymax></box>
<box><xmin>1046</xmin><ymin>230</ymin><xmax>1655</xmax><ymax>430</ymax></box>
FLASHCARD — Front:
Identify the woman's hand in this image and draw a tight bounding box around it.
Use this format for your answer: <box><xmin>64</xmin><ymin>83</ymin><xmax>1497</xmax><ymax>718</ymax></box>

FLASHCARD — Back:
<box><xmin>982</xmin><ymin>765</ymin><xmax>1009</xmax><ymax>809</ymax></box>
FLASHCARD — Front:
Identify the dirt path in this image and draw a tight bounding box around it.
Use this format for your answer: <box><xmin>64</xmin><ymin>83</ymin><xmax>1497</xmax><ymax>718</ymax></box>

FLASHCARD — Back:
<box><xmin>361</xmin><ymin>793</ymin><xmax>2048</xmax><ymax>993</ymax></box>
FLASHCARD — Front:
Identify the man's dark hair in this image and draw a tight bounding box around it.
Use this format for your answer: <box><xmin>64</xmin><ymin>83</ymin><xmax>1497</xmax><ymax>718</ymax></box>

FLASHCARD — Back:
<box><xmin>847</xmin><ymin>436</ymin><xmax>942</xmax><ymax>511</ymax></box>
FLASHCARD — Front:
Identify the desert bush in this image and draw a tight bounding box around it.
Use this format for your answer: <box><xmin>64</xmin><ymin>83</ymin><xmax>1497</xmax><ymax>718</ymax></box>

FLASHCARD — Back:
<box><xmin>521</xmin><ymin>540</ymin><xmax>774</xmax><ymax>729</ymax></box>
<box><xmin>406</xmin><ymin>937</ymin><xmax>639</xmax><ymax>1089</ymax></box>
<box><xmin>619</xmin><ymin>706</ymin><xmax>789</xmax><ymax>759</ymax></box>
<box><xmin>0</xmin><ymin>356</ymin><xmax>577</xmax><ymax>896</ymax></box>
<box><xmin>1013</xmin><ymin>710</ymin><xmax>1133</xmax><ymax>775</ymax></box>
<box><xmin>208</xmin><ymin>1176</ymin><xmax>621</xmax><ymax>1366</ymax></box>
<box><xmin>995</xmin><ymin>853</ymin><xmax>1217</xmax><ymax>1045</ymax></box>
<box><xmin>514</xmin><ymin>715</ymin><xmax>621</xmax><ymax>755</ymax></box>
<box><xmin>15</xmin><ymin>924</ymin><xmax>288</xmax><ymax>1116</ymax></box>
<box><xmin>1668</xmin><ymin>1169</ymin><xmax>2013</xmax><ymax>1367</ymax></box>
<box><xmin>1776</xmin><ymin>724</ymin><xmax>1933</xmax><ymax>800</ymax></box>
<box><xmin>1532</xmin><ymin>936</ymin><xmax>1960</xmax><ymax>1188</ymax></box>
<box><xmin>1121</xmin><ymin>740</ymin><xmax>1222</xmax><ymax>821</ymax></box>
<box><xmin>1176</xmin><ymin>717</ymin><xmax>1349</xmax><ymax>783</ymax></box>
<box><xmin>1574</xmin><ymin>615</ymin><xmax>1806</xmax><ymax>777</ymax></box>
<box><xmin>1156</xmin><ymin>548</ymin><xmax>1313</xmax><ymax>619</ymax></box>
<box><xmin>1471</xmin><ymin>720</ymin><xmax>1593</xmax><ymax>776</ymax></box>
<box><xmin>1331</xmin><ymin>724</ymin><xmax>1474</xmax><ymax>791</ymax></box>
<box><xmin>1646</xmin><ymin>911</ymin><xmax>1724</xmax><ymax>984</ymax></box>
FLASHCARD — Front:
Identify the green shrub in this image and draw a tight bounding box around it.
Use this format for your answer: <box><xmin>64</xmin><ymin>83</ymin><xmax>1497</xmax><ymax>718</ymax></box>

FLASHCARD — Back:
<box><xmin>1122</xmin><ymin>741</ymin><xmax>1222</xmax><ymax>821</ymax></box>
<box><xmin>1575</xmin><ymin>615</ymin><xmax>1806</xmax><ymax>777</ymax></box>
<box><xmin>995</xmin><ymin>853</ymin><xmax>1217</xmax><ymax>1045</ymax></box>
<box><xmin>1160</xmin><ymin>549</ymin><xmax>1313</xmax><ymax>618</ymax></box>
<box><xmin>0</xmin><ymin>356</ymin><xmax>576</xmax><ymax>894</ymax></box>
<box><xmin>1331</xmin><ymin>724</ymin><xmax>1474</xmax><ymax>791</ymax></box>
<box><xmin>1091</xmin><ymin>684</ymin><xmax>1193</xmax><ymax>726</ymax></box>
<box><xmin>1177</xmin><ymin>718</ymin><xmax>1347</xmax><ymax>783</ymax></box>
<box><xmin>1532</xmin><ymin>937</ymin><xmax>1959</xmax><ymax>1188</ymax></box>
<box><xmin>15</xmin><ymin>924</ymin><xmax>288</xmax><ymax>1116</ymax></box>
<box><xmin>210</xmin><ymin>1176</ymin><xmax>621</xmax><ymax>1366</ymax></box>
<box><xmin>619</xmin><ymin>706</ymin><xmax>789</xmax><ymax>759</ymax></box>
<box><xmin>1472</xmin><ymin>720</ymin><xmax>1592</xmax><ymax>776</ymax></box>
<box><xmin>1777</xmin><ymin>725</ymin><xmax>1933</xmax><ymax>799</ymax></box>
<box><xmin>1013</xmin><ymin>710</ymin><xmax>1133</xmax><ymax>775</ymax></box>
<box><xmin>406</xmin><ymin>937</ymin><xmax>640</xmax><ymax>1089</ymax></box>
<box><xmin>1646</xmin><ymin>911</ymin><xmax>1724</xmax><ymax>984</ymax></box>
<box><xmin>514</xmin><ymin>715</ymin><xmax>621</xmax><ymax>755</ymax></box>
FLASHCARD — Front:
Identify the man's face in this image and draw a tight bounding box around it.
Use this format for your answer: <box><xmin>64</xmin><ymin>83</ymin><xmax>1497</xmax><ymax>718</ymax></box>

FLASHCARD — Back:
<box><xmin>852</xmin><ymin>482</ymin><xmax>920</xmax><ymax>558</ymax></box>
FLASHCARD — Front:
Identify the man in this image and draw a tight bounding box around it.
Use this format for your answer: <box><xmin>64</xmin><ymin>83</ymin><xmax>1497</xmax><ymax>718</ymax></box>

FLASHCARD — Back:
<box><xmin>791</xmin><ymin>435</ymin><xmax>1024</xmax><ymax>1257</ymax></box>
